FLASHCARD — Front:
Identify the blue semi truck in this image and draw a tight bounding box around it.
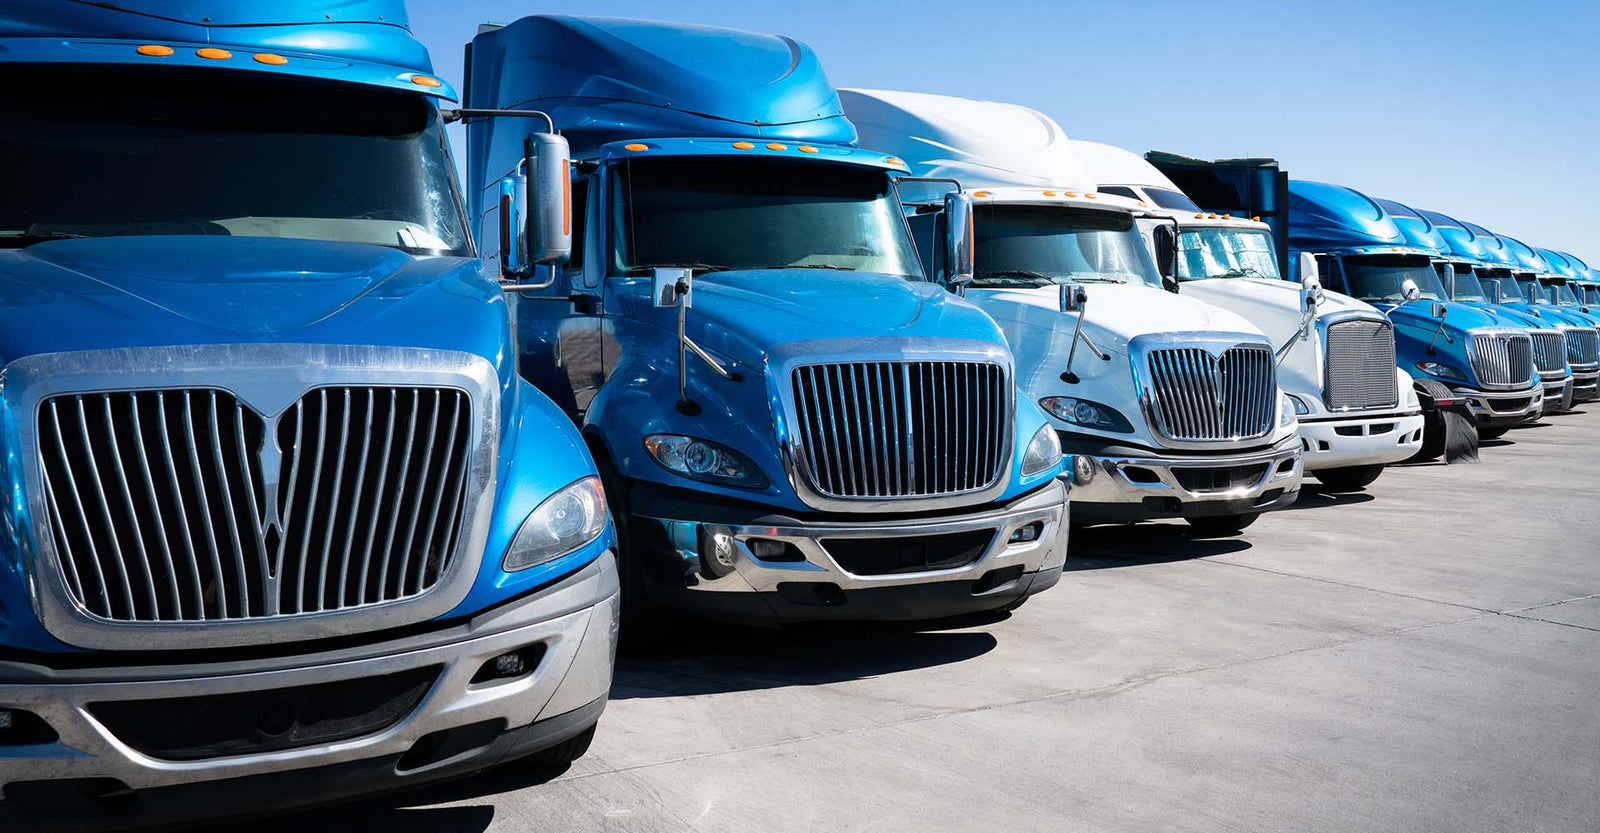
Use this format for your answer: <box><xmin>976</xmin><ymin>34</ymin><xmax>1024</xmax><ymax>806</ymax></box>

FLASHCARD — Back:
<box><xmin>463</xmin><ymin>16</ymin><xmax>1067</xmax><ymax>625</ymax></box>
<box><xmin>1286</xmin><ymin>182</ymin><xmax>1543</xmax><ymax>438</ymax></box>
<box><xmin>1</xmin><ymin>2</ymin><xmax>620</xmax><ymax>827</ymax></box>
<box><xmin>1415</xmin><ymin>210</ymin><xmax>1600</xmax><ymax>404</ymax></box>
<box><xmin>1376</xmin><ymin>200</ymin><xmax>1576</xmax><ymax>412</ymax></box>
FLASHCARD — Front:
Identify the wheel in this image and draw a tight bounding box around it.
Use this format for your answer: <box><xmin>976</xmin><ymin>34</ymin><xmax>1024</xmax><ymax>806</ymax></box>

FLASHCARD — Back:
<box><xmin>1183</xmin><ymin>513</ymin><xmax>1260</xmax><ymax>537</ymax></box>
<box><xmin>519</xmin><ymin>724</ymin><xmax>597</xmax><ymax>771</ymax></box>
<box><xmin>1478</xmin><ymin>426</ymin><xmax>1509</xmax><ymax>440</ymax></box>
<box><xmin>1311</xmin><ymin>464</ymin><xmax>1385</xmax><ymax>492</ymax></box>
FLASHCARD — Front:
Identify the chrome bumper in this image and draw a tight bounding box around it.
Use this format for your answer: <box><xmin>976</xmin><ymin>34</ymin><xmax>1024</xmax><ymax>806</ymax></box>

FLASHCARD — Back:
<box><xmin>1451</xmin><ymin>384</ymin><xmax>1544</xmax><ymax>425</ymax></box>
<box><xmin>1298</xmin><ymin>410</ymin><xmax>1426</xmax><ymax>471</ymax></box>
<box><xmin>641</xmin><ymin>479</ymin><xmax>1067</xmax><ymax>596</ymax></box>
<box><xmin>1069</xmin><ymin>436</ymin><xmax>1302</xmax><ymax>522</ymax></box>
<box><xmin>1571</xmin><ymin>368</ymin><xmax>1599</xmax><ymax>402</ymax></box>
<box><xmin>0</xmin><ymin>554</ymin><xmax>618</xmax><ymax>798</ymax></box>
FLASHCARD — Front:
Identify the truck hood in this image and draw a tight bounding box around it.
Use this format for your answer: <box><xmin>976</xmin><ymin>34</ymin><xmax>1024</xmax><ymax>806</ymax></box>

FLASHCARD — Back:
<box><xmin>1179</xmin><ymin>278</ymin><xmax>1374</xmax><ymax>347</ymax></box>
<box><xmin>0</xmin><ymin>237</ymin><xmax>508</xmax><ymax>365</ymax></box>
<box><xmin>1377</xmin><ymin>299</ymin><xmax>1504</xmax><ymax>338</ymax></box>
<box><xmin>971</xmin><ymin>282</ymin><xmax>1263</xmax><ymax>356</ymax></box>
<box><xmin>616</xmin><ymin>268</ymin><xmax>1004</xmax><ymax>367</ymax></box>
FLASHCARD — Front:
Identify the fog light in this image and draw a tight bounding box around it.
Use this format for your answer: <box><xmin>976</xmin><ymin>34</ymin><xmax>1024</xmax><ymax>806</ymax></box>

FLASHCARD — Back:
<box><xmin>1073</xmin><ymin>455</ymin><xmax>1097</xmax><ymax>486</ymax></box>
<box><xmin>747</xmin><ymin>538</ymin><xmax>804</xmax><ymax>562</ymax></box>
<box><xmin>1008</xmin><ymin>522</ymin><xmax>1043</xmax><ymax>544</ymax></box>
<box><xmin>698</xmin><ymin>524</ymin><xmax>737</xmax><ymax>578</ymax></box>
<box><xmin>471</xmin><ymin>646</ymin><xmax>543</xmax><ymax>684</ymax></box>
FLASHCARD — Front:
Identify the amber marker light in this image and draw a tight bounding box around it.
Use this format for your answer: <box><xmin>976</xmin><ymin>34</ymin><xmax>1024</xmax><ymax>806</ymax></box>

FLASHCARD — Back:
<box><xmin>766</xmin><ymin>143</ymin><xmax>788</xmax><ymax>151</ymax></box>
<box><xmin>253</xmin><ymin>53</ymin><xmax>289</xmax><ymax>65</ymax></box>
<box><xmin>136</xmin><ymin>45</ymin><xmax>174</xmax><ymax>57</ymax></box>
<box><xmin>732</xmin><ymin>141</ymin><xmax>755</xmax><ymax>149</ymax></box>
<box><xmin>410</xmin><ymin>74</ymin><xmax>443</xmax><ymax>88</ymax></box>
<box><xmin>195</xmin><ymin>47</ymin><xmax>232</xmax><ymax>60</ymax></box>
<box><xmin>799</xmin><ymin>145</ymin><xmax>819</xmax><ymax>154</ymax></box>
<box><xmin>1043</xmin><ymin>190</ymin><xmax>1057</xmax><ymax>196</ymax></box>
<box><xmin>885</xmin><ymin>157</ymin><xmax>905</xmax><ymax>166</ymax></box>
<box><xmin>624</xmin><ymin>143</ymin><xmax>649</xmax><ymax>152</ymax></box>
<box><xmin>973</xmin><ymin>191</ymin><xmax>990</xmax><ymax>198</ymax></box>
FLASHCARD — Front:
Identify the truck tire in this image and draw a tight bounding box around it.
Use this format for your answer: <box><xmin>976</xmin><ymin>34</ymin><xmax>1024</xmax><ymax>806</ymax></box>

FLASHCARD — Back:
<box><xmin>1479</xmin><ymin>426</ymin><xmax>1509</xmax><ymax>440</ymax></box>
<box><xmin>1311</xmin><ymin>464</ymin><xmax>1385</xmax><ymax>492</ymax></box>
<box><xmin>519</xmin><ymin>724</ymin><xmax>597</xmax><ymax>771</ymax></box>
<box><xmin>1183</xmin><ymin>513</ymin><xmax>1259</xmax><ymax>536</ymax></box>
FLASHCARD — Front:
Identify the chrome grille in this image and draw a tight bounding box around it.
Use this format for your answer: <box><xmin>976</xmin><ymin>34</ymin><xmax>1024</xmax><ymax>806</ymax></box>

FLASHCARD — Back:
<box><xmin>791</xmin><ymin>361</ymin><xmax>1008</xmax><ymax>499</ymax></box>
<box><xmin>1323</xmin><ymin>318</ymin><xmax>1399</xmax><ymax>410</ymax></box>
<box><xmin>1145</xmin><ymin>344</ymin><xmax>1275</xmax><ymax>441</ymax></box>
<box><xmin>37</xmin><ymin>386</ymin><xmax>473</xmax><ymax>622</ymax></box>
<box><xmin>1529</xmin><ymin>331</ymin><xmax>1569</xmax><ymax>377</ymax></box>
<box><xmin>1565</xmin><ymin>328</ymin><xmax>1599</xmax><ymax>367</ymax></box>
<box><xmin>1468</xmin><ymin>332</ymin><xmax>1535</xmax><ymax>388</ymax></box>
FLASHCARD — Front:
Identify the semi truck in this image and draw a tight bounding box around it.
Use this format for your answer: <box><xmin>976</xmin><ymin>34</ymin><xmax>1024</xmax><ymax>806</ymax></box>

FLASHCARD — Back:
<box><xmin>463</xmin><ymin>17</ymin><xmax>1068</xmax><ymax>625</ymax></box>
<box><xmin>841</xmin><ymin>90</ymin><xmax>1303</xmax><ymax>535</ymax></box>
<box><xmin>0</xmin><ymin>1</ymin><xmax>621</xmax><ymax>828</ymax></box>
<box><xmin>1376</xmin><ymin>201</ymin><xmax>1576</xmax><ymax>412</ymax></box>
<box><xmin>1285</xmin><ymin>182</ymin><xmax>1543</xmax><ymax>438</ymax></box>
<box><xmin>1416</xmin><ymin>210</ymin><xmax>1600</xmax><ymax>404</ymax></box>
<box><xmin>1531</xmin><ymin>249</ymin><xmax>1600</xmax><ymax>325</ymax></box>
<box><xmin>1072</xmin><ymin>141</ymin><xmax>1423</xmax><ymax>491</ymax></box>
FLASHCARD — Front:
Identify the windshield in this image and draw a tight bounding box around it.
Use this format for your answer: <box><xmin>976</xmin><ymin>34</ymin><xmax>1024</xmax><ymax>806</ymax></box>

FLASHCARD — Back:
<box><xmin>608</xmin><ymin>156</ymin><xmax>920</xmax><ymax>278</ymax></box>
<box><xmin>1479</xmin><ymin>273</ymin><xmax>1526</xmax><ymax>304</ymax></box>
<box><xmin>1342</xmin><ymin>256</ymin><xmax>1449</xmax><ymax>302</ymax></box>
<box><xmin>1514</xmin><ymin>275</ymin><xmax>1549</xmax><ymax>303</ymax></box>
<box><xmin>2</xmin><ymin>65</ymin><xmax>470</xmax><ymax>255</ymax></box>
<box><xmin>1547</xmin><ymin>281</ymin><xmax>1581</xmax><ymax>306</ymax></box>
<box><xmin>1586</xmin><ymin>286</ymin><xmax>1600</xmax><ymax>306</ymax></box>
<box><xmin>1175</xmin><ymin>227</ymin><xmax>1280</xmax><ymax>280</ymax></box>
<box><xmin>971</xmin><ymin>206</ymin><xmax>1160</xmax><ymax>289</ymax></box>
<box><xmin>1450</xmin><ymin>265</ymin><xmax>1490</xmax><ymax>302</ymax></box>
<box><xmin>1145</xmin><ymin>188</ymin><xmax>1201</xmax><ymax>212</ymax></box>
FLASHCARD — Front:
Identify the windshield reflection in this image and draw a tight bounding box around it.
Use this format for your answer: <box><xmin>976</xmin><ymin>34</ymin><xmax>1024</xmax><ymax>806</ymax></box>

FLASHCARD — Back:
<box><xmin>1176</xmin><ymin>228</ymin><xmax>1280</xmax><ymax>280</ymax></box>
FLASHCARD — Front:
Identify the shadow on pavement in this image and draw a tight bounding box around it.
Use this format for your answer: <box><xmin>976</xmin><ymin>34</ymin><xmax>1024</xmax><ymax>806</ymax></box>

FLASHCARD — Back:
<box><xmin>1065</xmin><ymin>522</ymin><xmax>1251</xmax><ymax>570</ymax></box>
<box><xmin>1280</xmin><ymin>486</ymin><xmax>1377</xmax><ymax>511</ymax></box>
<box><xmin>612</xmin><ymin>619</ymin><xmax>1001</xmax><ymax>699</ymax></box>
<box><xmin>226</xmin><ymin>801</ymin><xmax>500</xmax><ymax>833</ymax></box>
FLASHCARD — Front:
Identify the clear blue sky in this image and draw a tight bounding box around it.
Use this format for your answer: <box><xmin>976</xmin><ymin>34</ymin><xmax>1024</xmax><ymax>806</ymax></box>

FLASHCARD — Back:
<box><xmin>410</xmin><ymin>0</ymin><xmax>1600</xmax><ymax>266</ymax></box>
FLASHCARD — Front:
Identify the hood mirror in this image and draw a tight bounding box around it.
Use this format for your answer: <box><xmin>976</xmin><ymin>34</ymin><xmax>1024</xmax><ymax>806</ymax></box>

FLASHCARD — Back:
<box><xmin>1401</xmin><ymin>279</ymin><xmax>1422</xmax><ymax>303</ymax></box>
<box><xmin>1297</xmin><ymin>252</ymin><xmax>1325</xmax><ymax>309</ymax></box>
<box><xmin>1059</xmin><ymin>283</ymin><xmax>1087</xmax><ymax>313</ymax></box>
<box><xmin>1432</xmin><ymin>302</ymin><xmax>1448</xmax><ymax>319</ymax></box>
<box><xmin>1059</xmin><ymin>283</ymin><xmax>1107</xmax><ymax>383</ymax></box>
<box><xmin>653</xmin><ymin>267</ymin><xmax>738</xmax><ymax>415</ymax></box>
<box><xmin>942</xmin><ymin>191</ymin><xmax>976</xmax><ymax>293</ymax></box>
<box><xmin>652</xmin><ymin>267</ymin><xmax>691</xmax><ymax>309</ymax></box>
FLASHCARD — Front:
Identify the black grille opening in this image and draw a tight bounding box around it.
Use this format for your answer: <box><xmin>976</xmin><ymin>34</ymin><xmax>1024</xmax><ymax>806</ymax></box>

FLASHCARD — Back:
<box><xmin>823</xmin><ymin>529</ymin><xmax>994</xmax><ymax>576</ymax></box>
<box><xmin>397</xmin><ymin>718</ymin><xmax>507</xmax><ymax>773</ymax></box>
<box><xmin>36</xmin><ymin>385</ymin><xmax>474</xmax><ymax>623</ymax></box>
<box><xmin>0</xmin><ymin>708</ymin><xmax>59</xmax><ymax>746</ymax></box>
<box><xmin>1487</xmin><ymin>396</ymin><xmax>1533</xmax><ymax>413</ymax></box>
<box><xmin>87</xmin><ymin>665</ymin><xmax>440</xmax><ymax>762</ymax></box>
<box><xmin>1171</xmin><ymin>464</ymin><xmax>1269</xmax><ymax>493</ymax></box>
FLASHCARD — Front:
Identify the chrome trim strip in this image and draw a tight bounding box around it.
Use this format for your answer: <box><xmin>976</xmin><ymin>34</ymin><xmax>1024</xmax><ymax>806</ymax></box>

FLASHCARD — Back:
<box><xmin>7</xmin><ymin>344</ymin><xmax>499</xmax><ymax>651</ymax></box>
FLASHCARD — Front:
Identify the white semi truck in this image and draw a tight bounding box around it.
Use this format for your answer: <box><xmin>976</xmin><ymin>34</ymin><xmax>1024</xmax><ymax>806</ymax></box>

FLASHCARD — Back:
<box><xmin>1073</xmin><ymin>141</ymin><xmax>1425</xmax><ymax>490</ymax></box>
<box><xmin>842</xmin><ymin>90</ymin><xmax>1303</xmax><ymax>535</ymax></box>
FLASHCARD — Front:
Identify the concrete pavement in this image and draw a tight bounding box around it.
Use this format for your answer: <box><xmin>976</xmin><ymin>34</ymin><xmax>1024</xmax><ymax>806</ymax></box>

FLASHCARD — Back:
<box><xmin>236</xmin><ymin>408</ymin><xmax>1600</xmax><ymax>833</ymax></box>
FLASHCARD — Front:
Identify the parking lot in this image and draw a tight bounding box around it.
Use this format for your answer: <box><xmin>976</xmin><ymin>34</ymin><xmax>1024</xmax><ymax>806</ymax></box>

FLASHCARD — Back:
<box><xmin>239</xmin><ymin>410</ymin><xmax>1598</xmax><ymax>833</ymax></box>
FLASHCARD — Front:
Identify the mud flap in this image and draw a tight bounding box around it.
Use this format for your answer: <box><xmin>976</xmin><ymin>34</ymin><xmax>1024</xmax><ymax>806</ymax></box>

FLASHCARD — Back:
<box><xmin>1408</xmin><ymin>379</ymin><xmax>1479</xmax><ymax>464</ymax></box>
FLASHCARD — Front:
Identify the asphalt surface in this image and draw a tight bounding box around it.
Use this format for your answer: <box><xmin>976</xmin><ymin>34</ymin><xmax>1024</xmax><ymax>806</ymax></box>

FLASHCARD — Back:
<box><xmin>239</xmin><ymin>409</ymin><xmax>1599</xmax><ymax>833</ymax></box>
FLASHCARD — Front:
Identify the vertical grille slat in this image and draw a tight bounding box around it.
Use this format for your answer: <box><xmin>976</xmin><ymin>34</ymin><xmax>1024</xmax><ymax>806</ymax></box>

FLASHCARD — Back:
<box><xmin>1566</xmin><ymin>329</ymin><xmax>1599</xmax><ymax>366</ymax></box>
<box><xmin>1469</xmin><ymin>331</ymin><xmax>1535</xmax><ymax>388</ymax></box>
<box><xmin>1146</xmin><ymin>344</ymin><xmax>1274</xmax><ymax>442</ymax></box>
<box><xmin>791</xmin><ymin>360</ymin><xmax>1008</xmax><ymax>501</ymax></box>
<box><xmin>36</xmin><ymin>385</ymin><xmax>473</xmax><ymax>624</ymax></box>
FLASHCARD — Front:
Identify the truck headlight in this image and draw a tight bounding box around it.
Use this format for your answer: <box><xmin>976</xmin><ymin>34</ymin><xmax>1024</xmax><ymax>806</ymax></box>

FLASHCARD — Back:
<box><xmin>644</xmin><ymin>435</ymin><xmax>768</xmax><ymax>489</ymax></box>
<box><xmin>1279</xmin><ymin>392</ymin><xmax>1297</xmax><ymax>427</ymax></box>
<box><xmin>1038</xmin><ymin>396</ymin><xmax>1133</xmax><ymax>433</ymax></box>
<box><xmin>1415</xmin><ymin>361</ymin><xmax>1467</xmax><ymax>383</ymax></box>
<box><xmin>504</xmin><ymin>477</ymin><xmax>608</xmax><ymax>572</ymax></box>
<box><xmin>1021</xmin><ymin>424</ymin><xmax>1063</xmax><ymax>476</ymax></box>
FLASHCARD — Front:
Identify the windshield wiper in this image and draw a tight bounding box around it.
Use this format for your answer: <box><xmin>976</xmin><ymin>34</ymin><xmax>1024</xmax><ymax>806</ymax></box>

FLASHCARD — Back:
<box><xmin>0</xmin><ymin>231</ymin><xmax>90</xmax><ymax>248</ymax></box>
<box><xmin>625</xmin><ymin>262</ymin><xmax>730</xmax><ymax>275</ymax></box>
<box><xmin>1215</xmin><ymin>268</ymin><xmax>1264</xmax><ymax>279</ymax></box>
<box><xmin>977</xmin><ymin>269</ymin><xmax>1056</xmax><ymax>285</ymax></box>
<box><xmin>765</xmin><ymin>264</ymin><xmax>859</xmax><ymax>271</ymax></box>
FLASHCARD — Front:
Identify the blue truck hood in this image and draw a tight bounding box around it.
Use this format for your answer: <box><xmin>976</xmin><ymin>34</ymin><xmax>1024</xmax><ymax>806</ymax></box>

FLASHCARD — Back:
<box><xmin>0</xmin><ymin>237</ymin><xmax>506</xmax><ymax>363</ymax></box>
<box><xmin>616</xmin><ymin>269</ymin><xmax>993</xmax><ymax>365</ymax></box>
<box><xmin>1378</xmin><ymin>299</ymin><xmax>1502</xmax><ymax>335</ymax></box>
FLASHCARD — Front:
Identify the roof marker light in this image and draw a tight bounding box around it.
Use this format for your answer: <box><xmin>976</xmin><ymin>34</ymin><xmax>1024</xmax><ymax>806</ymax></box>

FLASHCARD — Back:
<box><xmin>1063</xmin><ymin>191</ymin><xmax>1077</xmax><ymax>198</ymax></box>
<box><xmin>1222</xmin><ymin>214</ymin><xmax>1232</xmax><ymax>219</ymax></box>
<box><xmin>732</xmin><ymin>141</ymin><xmax>755</xmax><ymax>149</ymax></box>
<box><xmin>136</xmin><ymin>45</ymin><xmax>174</xmax><ymax>57</ymax></box>
<box><xmin>973</xmin><ymin>191</ymin><xmax>990</xmax><ymax>198</ymax></box>
<box><xmin>1251</xmin><ymin>215</ymin><xmax>1261</xmax><ymax>222</ymax></box>
<box><xmin>1137</xmin><ymin>201</ymin><xmax>1148</xmax><ymax>207</ymax></box>
<box><xmin>195</xmin><ymin>47</ymin><xmax>232</xmax><ymax>60</ymax></box>
<box><xmin>1043</xmin><ymin>190</ymin><xmax>1057</xmax><ymax>196</ymax></box>
<box><xmin>1207</xmin><ymin>213</ymin><xmax>1218</xmax><ymax>219</ymax></box>
<box><xmin>624</xmin><ymin>143</ymin><xmax>649</xmax><ymax>152</ymax></box>
<box><xmin>799</xmin><ymin>145</ymin><xmax>819</xmax><ymax>154</ymax></box>
<box><xmin>1084</xmin><ymin>193</ymin><xmax>1097</xmax><ymax>199</ymax></box>
<box><xmin>1195</xmin><ymin>213</ymin><xmax>1205</xmax><ymax>219</ymax></box>
<box><xmin>885</xmin><ymin>157</ymin><xmax>905</xmax><ymax>166</ymax></box>
<box><xmin>766</xmin><ymin>143</ymin><xmax>788</xmax><ymax>151</ymax></box>
<box><xmin>410</xmin><ymin>74</ymin><xmax>443</xmax><ymax>88</ymax></box>
<box><xmin>253</xmin><ymin>53</ymin><xmax>288</xmax><ymax>65</ymax></box>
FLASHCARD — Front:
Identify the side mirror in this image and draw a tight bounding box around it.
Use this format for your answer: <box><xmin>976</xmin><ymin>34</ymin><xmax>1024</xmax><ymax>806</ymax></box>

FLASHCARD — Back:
<box><xmin>524</xmin><ymin>132</ymin><xmax>572</xmax><ymax>267</ymax></box>
<box><xmin>652</xmin><ymin>267</ymin><xmax>691</xmax><ymax>308</ymax></box>
<box><xmin>942</xmin><ymin>191</ymin><xmax>975</xmax><ymax>290</ymax></box>
<box><xmin>1297</xmin><ymin>252</ymin><xmax>1324</xmax><ymax>308</ymax></box>
<box><xmin>1161</xmin><ymin>274</ymin><xmax>1181</xmax><ymax>294</ymax></box>
<box><xmin>1401</xmin><ymin>279</ymin><xmax>1422</xmax><ymax>303</ymax></box>
<box><xmin>1153</xmin><ymin>225</ymin><xmax>1177</xmax><ymax>280</ymax></box>
<box><xmin>1059</xmin><ymin>283</ymin><xmax>1087</xmax><ymax>313</ymax></box>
